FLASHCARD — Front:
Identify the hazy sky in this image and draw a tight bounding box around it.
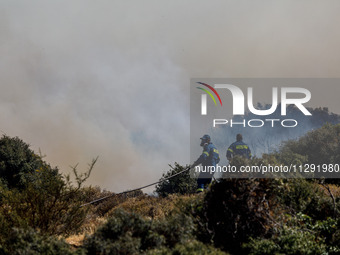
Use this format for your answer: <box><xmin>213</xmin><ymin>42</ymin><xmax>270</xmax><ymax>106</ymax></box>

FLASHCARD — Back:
<box><xmin>1</xmin><ymin>0</ymin><xmax>340</xmax><ymax>192</ymax></box>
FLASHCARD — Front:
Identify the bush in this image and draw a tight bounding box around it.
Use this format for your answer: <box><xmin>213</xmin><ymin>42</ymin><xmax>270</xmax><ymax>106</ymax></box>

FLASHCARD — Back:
<box><xmin>84</xmin><ymin>209</ymin><xmax>165</xmax><ymax>254</ymax></box>
<box><xmin>283</xmin><ymin>123</ymin><xmax>340</xmax><ymax>166</ymax></box>
<box><xmin>293</xmin><ymin>214</ymin><xmax>340</xmax><ymax>254</ymax></box>
<box><xmin>84</xmin><ymin>209</ymin><xmax>197</xmax><ymax>254</ymax></box>
<box><xmin>106</xmin><ymin>194</ymin><xmax>191</xmax><ymax>220</ymax></box>
<box><xmin>276</xmin><ymin>123</ymin><xmax>340</xmax><ymax>181</ymax></box>
<box><xmin>155</xmin><ymin>163</ymin><xmax>196</xmax><ymax>197</ymax></box>
<box><xmin>201</xmin><ymin>178</ymin><xmax>278</xmax><ymax>254</ymax></box>
<box><xmin>274</xmin><ymin>179</ymin><xmax>334</xmax><ymax>220</ymax></box>
<box><xmin>146</xmin><ymin>240</ymin><xmax>229</xmax><ymax>255</ymax></box>
<box><xmin>243</xmin><ymin>213</ymin><xmax>340</xmax><ymax>255</ymax></box>
<box><xmin>172</xmin><ymin>193</ymin><xmax>211</xmax><ymax>243</ymax></box>
<box><xmin>0</xmin><ymin>228</ymin><xmax>82</xmax><ymax>255</ymax></box>
<box><xmin>242</xmin><ymin>238</ymin><xmax>279</xmax><ymax>255</ymax></box>
<box><xmin>244</xmin><ymin>226</ymin><xmax>327</xmax><ymax>255</ymax></box>
<box><xmin>81</xmin><ymin>186</ymin><xmax>143</xmax><ymax>217</ymax></box>
<box><xmin>0</xmin><ymin>136</ymin><xmax>97</xmax><ymax>236</ymax></box>
<box><xmin>0</xmin><ymin>135</ymin><xmax>42</xmax><ymax>189</ymax></box>
<box><xmin>154</xmin><ymin>213</ymin><xmax>195</xmax><ymax>248</ymax></box>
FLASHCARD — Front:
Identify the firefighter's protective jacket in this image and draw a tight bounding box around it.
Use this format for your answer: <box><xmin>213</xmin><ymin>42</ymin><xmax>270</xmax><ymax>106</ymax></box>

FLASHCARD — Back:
<box><xmin>193</xmin><ymin>143</ymin><xmax>220</xmax><ymax>167</ymax></box>
<box><xmin>226</xmin><ymin>141</ymin><xmax>251</xmax><ymax>159</ymax></box>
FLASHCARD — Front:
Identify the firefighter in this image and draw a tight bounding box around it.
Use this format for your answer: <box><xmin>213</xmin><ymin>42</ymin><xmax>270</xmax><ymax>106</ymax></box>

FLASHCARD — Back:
<box><xmin>226</xmin><ymin>133</ymin><xmax>251</xmax><ymax>161</ymax></box>
<box><xmin>192</xmin><ymin>134</ymin><xmax>220</xmax><ymax>193</ymax></box>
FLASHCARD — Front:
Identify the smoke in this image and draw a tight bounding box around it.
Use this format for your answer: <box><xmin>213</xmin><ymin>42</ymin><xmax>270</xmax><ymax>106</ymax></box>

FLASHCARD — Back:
<box><xmin>1</xmin><ymin>1</ymin><xmax>340</xmax><ymax>192</ymax></box>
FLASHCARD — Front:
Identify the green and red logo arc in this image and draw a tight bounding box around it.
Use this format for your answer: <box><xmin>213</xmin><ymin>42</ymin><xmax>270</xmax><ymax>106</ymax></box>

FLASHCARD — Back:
<box><xmin>196</xmin><ymin>82</ymin><xmax>223</xmax><ymax>106</ymax></box>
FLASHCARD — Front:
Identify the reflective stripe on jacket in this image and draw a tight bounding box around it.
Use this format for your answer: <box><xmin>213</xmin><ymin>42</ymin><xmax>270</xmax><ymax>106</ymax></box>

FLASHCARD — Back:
<box><xmin>226</xmin><ymin>141</ymin><xmax>251</xmax><ymax>159</ymax></box>
<box><xmin>194</xmin><ymin>143</ymin><xmax>220</xmax><ymax>167</ymax></box>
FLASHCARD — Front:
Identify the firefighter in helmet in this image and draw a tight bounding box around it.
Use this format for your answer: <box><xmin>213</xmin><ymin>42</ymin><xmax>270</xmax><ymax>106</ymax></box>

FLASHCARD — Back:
<box><xmin>226</xmin><ymin>133</ymin><xmax>251</xmax><ymax>161</ymax></box>
<box><xmin>192</xmin><ymin>134</ymin><xmax>220</xmax><ymax>192</ymax></box>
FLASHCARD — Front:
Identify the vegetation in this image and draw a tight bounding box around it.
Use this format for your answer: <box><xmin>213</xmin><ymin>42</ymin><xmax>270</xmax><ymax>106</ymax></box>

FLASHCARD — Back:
<box><xmin>0</xmin><ymin>228</ymin><xmax>83</xmax><ymax>255</ymax></box>
<box><xmin>0</xmin><ymin>135</ymin><xmax>42</xmax><ymax>189</ymax></box>
<box><xmin>0</xmin><ymin>124</ymin><xmax>340</xmax><ymax>254</ymax></box>
<box><xmin>155</xmin><ymin>162</ymin><xmax>196</xmax><ymax>197</ymax></box>
<box><xmin>0</xmin><ymin>148</ymin><xmax>96</xmax><ymax>236</ymax></box>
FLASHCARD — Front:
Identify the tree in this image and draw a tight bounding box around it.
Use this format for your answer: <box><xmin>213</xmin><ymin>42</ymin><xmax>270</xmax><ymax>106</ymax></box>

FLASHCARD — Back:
<box><xmin>202</xmin><ymin>178</ymin><xmax>277</xmax><ymax>254</ymax></box>
<box><xmin>0</xmin><ymin>135</ymin><xmax>41</xmax><ymax>189</ymax></box>
<box><xmin>155</xmin><ymin>163</ymin><xmax>196</xmax><ymax>197</ymax></box>
<box><xmin>277</xmin><ymin>123</ymin><xmax>340</xmax><ymax>182</ymax></box>
<box><xmin>0</xmin><ymin>135</ymin><xmax>97</xmax><ymax>236</ymax></box>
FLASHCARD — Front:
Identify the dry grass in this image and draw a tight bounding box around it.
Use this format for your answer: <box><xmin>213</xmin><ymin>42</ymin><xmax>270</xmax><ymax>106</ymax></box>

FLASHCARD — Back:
<box><xmin>65</xmin><ymin>182</ymin><xmax>340</xmax><ymax>247</ymax></box>
<box><xmin>107</xmin><ymin>194</ymin><xmax>198</xmax><ymax>219</ymax></box>
<box><xmin>65</xmin><ymin>234</ymin><xmax>86</xmax><ymax>247</ymax></box>
<box><xmin>65</xmin><ymin>214</ymin><xmax>107</xmax><ymax>247</ymax></box>
<box><xmin>319</xmin><ymin>183</ymin><xmax>340</xmax><ymax>198</ymax></box>
<box><xmin>64</xmin><ymin>193</ymin><xmax>202</xmax><ymax>246</ymax></box>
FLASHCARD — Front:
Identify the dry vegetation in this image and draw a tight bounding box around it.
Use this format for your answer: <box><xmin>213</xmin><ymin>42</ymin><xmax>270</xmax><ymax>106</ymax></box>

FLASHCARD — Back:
<box><xmin>2</xmin><ymin>124</ymin><xmax>340</xmax><ymax>254</ymax></box>
<box><xmin>65</xmin><ymin>192</ymin><xmax>202</xmax><ymax>247</ymax></box>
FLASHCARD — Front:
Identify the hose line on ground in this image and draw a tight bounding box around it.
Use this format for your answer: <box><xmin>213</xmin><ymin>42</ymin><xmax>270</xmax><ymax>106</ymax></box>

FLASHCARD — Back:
<box><xmin>80</xmin><ymin>166</ymin><xmax>192</xmax><ymax>207</ymax></box>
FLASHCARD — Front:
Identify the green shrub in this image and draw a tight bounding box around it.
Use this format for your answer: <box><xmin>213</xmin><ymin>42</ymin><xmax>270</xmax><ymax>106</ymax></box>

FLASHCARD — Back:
<box><xmin>274</xmin><ymin>179</ymin><xmax>334</xmax><ymax>220</ymax></box>
<box><xmin>330</xmin><ymin>228</ymin><xmax>340</xmax><ymax>255</ymax></box>
<box><xmin>242</xmin><ymin>238</ymin><xmax>279</xmax><ymax>255</ymax></box>
<box><xmin>146</xmin><ymin>240</ymin><xmax>229</xmax><ymax>255</ymax></box>
<box><xmin>0</xmin><ymin>137</ymin><xmax>96</xmax><ymax>236</ymax></box>
<box><xmin>201</xmin><ymin>178</ymin><xmax>278</xmax><ymax>254</ymax></box>
<box><xmin>155</xmin><ymin>163</ymin><xmax>196</xmax><ymax>197</ymax></box>
<box><xmin>84</xmin><ymin>209</ymin><xmax>164</xmax><ymax>254</ymax></box>
<box><xmin>154</xmin><ymin>213</ymin><xmax>195</xmax><ymax>248</ymax></box>
<box><xmin>84</xmin><ymin>209</ymin><xmax>197</xmax><ymax>254</ymax></box>
<box><xmin>282</xmin><ymin>124</ymin><xmax>340</xmax><ymax>166</ymax></box>
<box><xmin>0</xmin><ymin>158</ymin><xmax>95</xmax><ymax>236</ymax></box>
<box><xmin>293</xmin><ymin>214</ymin><xmax>340</xmax><ymax>254</ymax></box>
<box><xmin>244</xmin><ymin>214</ymin><xmax>340</xmax><ymax>255</ymax></box>
<box><xmin>171</xmin><ymin>192</ymin><xmax>212</xmax><ymax>243</ymax></box>
<box><xmin>0</xmin><ymin>228</ymin><xmax>82</xmax><ymax>255</ymax></box>
<box><xmin>244</xmin><ymin>226</ymin><xmax>327</xmax><ymax>255</ymax></box>
<box><xmin>276</xmin><ymin>123</ymin><xmax>340</xmax><ymax>181</ymax></box>
<box><xmin>273</xmin><ymin>227</ymin><xmax>326</xmax><ymax>255</ymax></box>
<box><xmin>0</xmin><ymin>135</ymin><xmax>42</xmax><ymax>189</ymax></box>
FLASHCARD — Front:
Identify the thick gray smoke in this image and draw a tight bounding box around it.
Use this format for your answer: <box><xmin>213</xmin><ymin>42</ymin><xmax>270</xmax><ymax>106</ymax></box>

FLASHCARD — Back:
<box><xmin>1</xmin><ymin>1</ymin><xmax>340</xmax><ymax>192</ymax></box>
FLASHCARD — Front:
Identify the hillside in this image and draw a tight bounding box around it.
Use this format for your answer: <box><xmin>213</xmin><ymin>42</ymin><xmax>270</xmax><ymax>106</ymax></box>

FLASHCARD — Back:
<box><xmin>1</xmin><ymin>124</ymin><xmax>340</xmax><ymax>254</ymax></box>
